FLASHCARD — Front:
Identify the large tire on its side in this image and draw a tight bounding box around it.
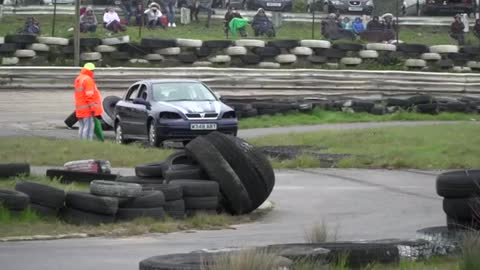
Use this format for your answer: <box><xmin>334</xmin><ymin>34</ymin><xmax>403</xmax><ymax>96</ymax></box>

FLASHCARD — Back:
<box><xmin>90</xmin><ymin>180</ymin><xmax>142</xmax><ymax>198</ymax></box>
<box><xmin>185</xmin><ymin>136</ymin><xmax>251</xmax><ymax>215</ymax></box>
<box><xmin>0</xmin><ymin>190</ymin><xmax>30</xmax><ymax>210</ymax></box>
<box><xmin>169</xmin><ymin>180</ymin><xmax>219</xmax><ymax>197</ymax></box>
<box><xmin>164</xmin><ymin>165</ymin><xmax>208</xmax><ymax>181</ymax></box>
<box><xmin>29</xmin><ymin>203</ymin><xmax>58</xmax><ymax>217</ymax></box>
<box><xmin>64</xmin><ymin>111</ymin><xmax>78</xmax><ymax>128</ymax></box>
<box><xmin>443</xmin><ymin>197</ymin><xmax>480</xmax><ymax>220</ymax></box>
<box><xmin>139</xmin><ymin>253</ymin><xmax>216</xmax><ymax>270</ymax></box>
<box><xmin>203</xmin><ymin>40</ymin><xmax>232</xmax><ymax>49</ymax></box>
<box><xmin>333</xmin><ymin>42</ymin><xmax>364</xmax><ymax>52</ymax></box>
<box><xmin>164</xmin><ymin>199</ymin><xmax>185</xmax><ymax>219</ymax></box>
<box><xmin>116</xmin><ymin>207</ymin><xmax>166</xmax><ymax>221</ymax></box>
<box><xmin>119</xmin><ymin>190</ymin><xmax>165</xmax><ymax>208</ymax></box>
<box><xmin>65</xmin><ymin>191</ymin><xmax>118</xmax><ymax>215</ymax></box>
<box><xmin>140</xmin><ymin>38</ymin><xmax>177</xmax><ymax>48</ymax></box>
<box><xmin>101</xmin><ymin>96</ymin><xmax>121</xmax><ymax>127</ymax></box>
<box><xmin>5</xmin><ymin>34</ymin><xmax>37</xmax><ymax>44</ymax></box>
<box><xmin>15</xmin><ymin>181</ymin><xmax>65</xmax><ymax>209</ymax></box>
<box><xmin>61</xmin><ymin>207</ymin><xmax>115</xmax><ymax>225</ymax></box>
<box><xmin>0</xmin><ymin>163</ymin><xmax>30</xmax><ymax>178</ymax></box>
<box><xmin>135</xmin><ymin>161</ymin><xmax>167</xmax><ymax>178</ymax></box>
<box><xmin>142</xmin><ymin>183</ymin><xmax>183</xmax><ymax>201</ymax></box>
<box><xmin>46</xmin><ymin>169</ymin><xmax>117</xmax><ymax>184</ymax></box>
<box><xmin>116</xmin><ymin>176</ymin><xmax>164</xmax><ymax>185</ymax></box>
<box><xmin>268</xmin><ymin>40</ymin><xmax>300</xmax><ymax>49</ymax></box>
<box><xmin>437</xmin><ymin>170</ymin><xmax>480</xmax><ymax>198</ymax></box>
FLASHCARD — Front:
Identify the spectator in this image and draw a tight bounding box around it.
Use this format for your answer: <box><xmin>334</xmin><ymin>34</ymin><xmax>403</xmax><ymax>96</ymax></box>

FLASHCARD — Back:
<box><xmin>144</xmin><ymin>2</ymin><xmax>164</xmax><ymax>28</ymax></box>
<box><xmin>366</xmin><ymin>15</ymin><xmax>383</xmax><ymax>31</ymax></box>
<box><xmin>103</xmin><ymin>7</ymin><xmax>125</xmax><ymax>33</ymax></box>
<box><xmin>80</xmin><ymin>6</ymin><xmax>98</xmax><ymax>33</ymax></box>
<box><xmin>341</xmin><ymin>17</ymin><xmax>352</xmax><ymax>31</ymax></box>
<box><xmin>120</xmin><ymin>0</ymin><xmax>133</xmax><ymax>25</ymax></box>
<box><xmin>192</xmin><ymin>0</ymin><xmax>214</xmax><ymax>28</ymax></box>
<box><xmin>352</xmin><ymin>17</ymin><xmax>364</xmax><ymax>34</ymax></box>
<box><xmin>322</xmin><ymin>13</ymin><xmax>354</xmax><ymax>40</ymax></box>
<box><xmin>252</xmin><ymin>8</ymin><xmax>275</xmax><ymax>37</ymax></box>
<box><xmin>22</xmin><ymin>17</ymin><xmax>40</xmax><ymax>35</ymax></box>
<box><xmin>224</xmin><ymin>7</ymin><xmax>238</xmax><ymax>37</ymax></box>
<box><xmin>450</xmin><ymin>14</ymin><xmax>465</xmax><ymax>45</ymax></box>
<box><xmin>383</xmin><ymin>15</ymin><xmax>396</xmax><ymax>40</ymax></box>
<box><xmin>473</xmin><ymin>18</ymin><xmax>480</xmax><ymax>39</ymax></box>
<box><xmin>165</xmin><ymin>0</ymin><xmax>177</xmax><ymax>27</ymax></box>
<box><xmin>228</xmin><ymin>15</ymin><xmax>248</xmax><ymax>37</ymax></box>
<box><xmin>134</xmin><ymin>0</ymin><xmax>145</xmax><ymax>26</ymax></box>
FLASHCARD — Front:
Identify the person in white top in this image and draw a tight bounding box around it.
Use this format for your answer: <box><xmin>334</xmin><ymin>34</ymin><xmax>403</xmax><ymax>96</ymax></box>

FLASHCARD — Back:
<box><xmin>144</xmin><ymin>2</ymin><xmax>164</xmax><ymax>29</ymax></box>
<box><xmin>103</xmin><ymin>7</ymin><xmax>125</xmax><ymax>33</ymax></box>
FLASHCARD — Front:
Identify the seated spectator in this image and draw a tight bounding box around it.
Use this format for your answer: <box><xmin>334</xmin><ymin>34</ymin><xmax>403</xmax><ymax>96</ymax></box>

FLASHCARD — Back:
<box><xmin>474</xmin><ymin>18</ymin><xmax>480</xmax><ymax>39</ymax></box>
<box><xmin>450</xmin><ymin>14</ymin><xmax>465</xmax><ymax>45</ymax></box>
<box><xmin>321</xmin><ymin>13</ymin><xmax>354</xmax><ymax>40</ymax></box>
<box><xmin>80</xmin><ymin>6</ymin><xmax>98</xmax><ymax>33</ymax></box>
<box><xmin>252</xmin><ymin>8</ymin><xmax>275</xmax><ymax>37</ymax></box>
<box><xmin>21</xmin><ymin>17</ymin><xmax>40</xmax><ymax>35</ymax></box>
<box><xmin>144</xmin><ymin>2</ymin><xmax>164</xmax><ymax>29</ymax></box>
<box><xmin>366</xmin><ymin>15</ymin><xmax>383</xmax><ymax>31</ymax></box>
<box><xmin>229</xmin><ymin>15</ymin><xmax>248</xmax><ymax>37</ymax></box>
<box><xmin>352</xmin><ymin>17</ymin><xmax>364</xmax><ymax>34</ymax></box>
<box><xmin>103</xmin><ymin>7</ymin><xmax>125</xmax><ymax>33</ymax></box>
<box><xmin>341</xmin><ymin>17</ymin><xmax>352</xmax><ymax>31</ymax></box>
<box><xmin>224</xmin><ymin>7</ymin><xmax>239</xmax><ymax>37</ymax></box>
<box><xmin>382</xmin><ymin>15</ymin><xmax>396</xmax><ymax>40</ymax></box>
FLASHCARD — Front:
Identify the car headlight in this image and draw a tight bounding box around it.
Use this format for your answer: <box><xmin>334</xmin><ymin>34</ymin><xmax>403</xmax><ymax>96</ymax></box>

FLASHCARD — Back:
<box><xmin>222</xmin><ymin>111</ymin><xmax>237</xmax><ymax>119</ymax></box>
<box><xmin>366</xmin><ymin>0</ymin><xmax>373</xmax><ymax>6</ymax></box>
<box><xmin>159</xmin><ymin>112</ymin><xmax>182</xmax><ymax>119</ymax></box>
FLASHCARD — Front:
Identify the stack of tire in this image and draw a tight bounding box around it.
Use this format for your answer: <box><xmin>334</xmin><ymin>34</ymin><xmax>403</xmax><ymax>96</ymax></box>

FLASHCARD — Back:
<box><xmin>437</xmin><ymin>170</ymin><xmax>480</xmax><ymax>230</ymax></box>
<box><xmin>0</xmin><ymin>163</ymin><xmax>30</xmax><ymax>178</ymax></box>
<box><xmin>15</xmin><ymin>181</ymin><xmax>65</xmax><ymax>217</ymax></box>
<box><xmin>169</xmin><ymin>180</ymin><xmax>220</xmax><ymax>216</ymax></box>
<box><xmin>0</xmin><ymin>189</ymin><xmax>30</xmax><ymax>215</ymax></box>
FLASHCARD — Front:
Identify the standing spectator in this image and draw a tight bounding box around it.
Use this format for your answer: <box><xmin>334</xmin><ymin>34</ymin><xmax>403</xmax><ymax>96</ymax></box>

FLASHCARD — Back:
<box><xmin>352</xmin><ymin>17</ymin><xmax>365</xmax><ymax>34</ymax></box>
<box><xmin>252</xmin><ymin>8</ymin><xmax>275</xmax><ymax>37</ymax></box>
<box><xmin>450</xmin><ymin>14</ymin><xmax>465</xmax><ymax>45</ymax></box>
<box><xmin>473</xmin><ymin>18</ymin><xmax>480</xmax><ymax>39</ymax></box>
<box><xmin>366</xmin><ymin>15</ymin><xmax>383</xmax><ymax>31</ymax></box>
<box><xmin>144</xmin><ymin>2</ymin><xmax>164</xmax><ymax>28</ymax></box>
<box><xmin>120</xmin><ymin>0</ymin><xmax>133</xmax><ymax>25</ymax></box>
<box><xmin>80</xmin><ymin>6</ymin><xmax>98</xmax><ymax>33</ymax></box>
<box><xmin>193</xmin><ymin>0</ymin><xmax>214</xmax><ymax>28</ymax></box>
<box><xmin>383</xmin><ymin>15</ymin><xmax>396</xmax><ymax>40</ymax></box>
<box><xmin>103</xmin><ymin>7</ymin><xmax>125</xmax><ymax>33</ymax></box>
<box><xmin>224</xmin><ymin>7</ymin><xmax>242</xmax><ymax>37</ymax></box>
<box><xmin>341</xmin><ymin>17</ymin><xmax>352</xmax><ymax>31</ymax></box>
<box><xmin>134</xmin><ymin>0</ymin><xmax>145</xmax><ymax>26</ymax></box>
<box><xmin>165</xmin><ymin>0</ymin><xmax>177</xmax><ymax>27</ymax></box>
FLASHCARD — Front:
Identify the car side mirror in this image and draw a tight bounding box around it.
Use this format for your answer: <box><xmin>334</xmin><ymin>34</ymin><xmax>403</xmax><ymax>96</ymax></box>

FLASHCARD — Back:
<box><xmin>133</xmin><ymin>98</ymin><xmax>150</xmax><ymax>108</ymax></box>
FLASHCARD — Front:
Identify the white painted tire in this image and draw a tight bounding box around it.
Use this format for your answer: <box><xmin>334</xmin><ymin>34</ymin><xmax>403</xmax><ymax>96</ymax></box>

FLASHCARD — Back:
<box><xmin>0</xmin><ymin>37</ymin><xmax>4</xmax><ymax>45</ymax></box>
<box><xmin>155</xmin><ymin>47</ymin><xmax>181</xmax><ymax>55</ymax></box>
<box><xmin>225</xmin><ymin>46</ymin><xmax>247</xmax><ymax>56</ymax></box>
<box><xmin>95</xmin><ymin>45</ymin><xmax>117</xmax><ymax>53</ymax></box>
<box><xmin>208</xmin><ymin>55</ymin><xmax>231</xmax><ymax>63</ymax></box>
<box><xmin>326</xmin><ymin>63</ymin><xmax>339</xmax><ymax>69</ymax></box>
<box><xmin>341</xmin><ymin>57</ymin><xmax>362</xmax><ymax>65</ymax></box>
<box><xmin>421</xmin><ymin>53</ymin><xmax>441</xmax><ymax>61</ymax></box>
<box><xmin>14</xmin><ymin>49</ymin><xmax>36</xmax><ymax>58</ymax></box>
<box><xmin>144</xmin><ymin>54</ymin><xmax>164</xmax><ymax>61</ymax></box>
<box><xmin>300</xmin><ymin>39</ymin><xmax>331</xmax><ymax>49</ymax></box>
<box><xmin>102</xmin><ymin>35</ymin><xmax>130</xmax><ymax>45</ymax></box>
<box><xmin>366</xmin><ymin>43</ymin><xmax>396</xmax><ymax>51</ymax></box>
<box><xmin>80</xmin><ymin>52</ymin><xmax>102</xmax><ymax>61</ymax></box>
<box><xmin>453</xmin><ymin>66</ymin><xmax>471</xmax><ymax>73</ymax></box>
<box><xmin>257</xmin><ymin>62</ymin><xmax>280</xmax><ymax>68</ymax></box>
<box><xmin>37</xmin><ymin>36</ymin><xmax>69</xmax><ymax>46</ymax></box>
<box><xmin>467</xmin><ymin>61</ymin><xmax>480</xmax><ymax>69</ymax></box>
<box><xmin>235</xmin><ymin>39</ymin><xmax>265</xmax><ymax>47</ymax></box>
<box><xmin>192</xmin><ymin>61</ymin><xmax>212</xmax><ymax>67</ymax></box>
<box><xmin>429</xmin><ymin>45</ymin><xmax>459</xmax><ymax>54</ymax></box>
<box><xmin>359</xmin><ymin>50</ymin><xmax>379</xmax><ymax>59</ymax></box>
<box><xmin>27</xmin><ymin>43</ymin><xmax>50</xmax><ymax>52</ymax></box>
<box><xmin>1</xmin><ymin>57</ymin><xmax>19</xmax><ymax>65</ymax></box>
<box><xmin>129</xmin><ymin>58</ymin><xmax>150</xmax><ymax>64</ymax></box>
<box><xmin>275</xmin><ymin>54</ymin><xmax>297</xmax><ymax>64</ymax></box>
<box><xmin>176</xmin><ymin>38</ymin><xmax>203</xmax><ymax>47</ymax></box>
<box><xmin>405</xmin><ymin>59</ymin><xmax>426</xmax><ymax>68</ymax></box>
<box><xmin>289</xmin><ymin>46</ymin><xmax>313</xmax><ymax>56</ymax></box>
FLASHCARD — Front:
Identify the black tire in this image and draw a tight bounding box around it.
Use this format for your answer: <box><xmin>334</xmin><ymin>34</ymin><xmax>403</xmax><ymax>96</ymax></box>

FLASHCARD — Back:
<box><xmin>252</xmin><ymin>46</ymin><xmax>280</xmax><ymax>57</ymax></box>
<box><xmin>164</xmin><ymin>151</ymin><xmax>198</xmax><ymax>167</ymax></box>
<box><xmin>164</xmin><ymin>199</ymin><xmax>185</xmax><ymax>219</ymax></box>
<box><xmin>242</xmin><ymin>109</ymin><xmax>258</xmax><ymax>118</ymax></box>
<box><xmin>385</xmin><ymin>98</ymin><xmax>411</xmax><ymax>108</ymax></box>
<box><xmin>139</xmin><ymin>253</ymin><xmax>216</xmax><ymax>270</ymax></box>
<box><xmin>241</xmin><ymin>54</ymin><xmax>262</xmax><ymax>65</ymax></box>
<box><xmin>46</xmin><ymin>169</ymin><xmax>117</xmax><ymax>184</ymax></box>
<box><xmin>195</xmin><ymin>46</ymin><xmax>211</xmax><ymax>57</ymax></box>
<box><xmin>0</xmin><ymin>163</ymin><xmax>30</xmax><ymax>178</ymax></box>
<box><xmin>5</xmin><ymin>34</ymin><xmax>37</xmax><ymax>44</ymax></box>
<box><xmin>62</xmin><ymin>46</ymin><xmax>74</xmax><ymax>55</ymax></box>
<box><xmin>116</xmin><ymin>207</ymin><xmax>166</xmax><ymax>221</ymax></box>
<box><xmin>346</xmin><ymin>100</ymin><xmax>375</xmax><ymax>113</ymax></box>
<box><xmin>65</xmin><ymin>191</ymin><xmax>118</xmax><ymax>215</ymax></box>
<box><xmin>29</xmin><ymin>203</ymin><xmax>58</xmax><ymax>217</ymax></box>
<box><xmin>177</xmin><ymin>53</ymin><xmax>197</xmax><ymax>63</ymax></box>
<box><xmin>448</xmin><ymin>53</ymin><xmax>470</xmax><ymax>65</ymax></box>
<box><xmin>116</xmin><ymin>175</ymin><xmax>164</xmax><ymax>185</ymax></box>
<box><xmin>15</xmin><ymin>181</ymin><xmax>65</xmax><ymax>209</ymax></box>
<box><xmin>0</xmin><ymin>43</ymin><xmax>17</xmax><ymax>53</ymax></box>
<box><xmin>461</xmin><ymin>46</ymin><xmax>480</xmax><ymax>55</ymax></box>
<box><xmin>61</xmin><ymin>207</ymin><xmax>115</xmax><ymax>225</ymax></box>
<box><xmin>308</xmin><ymin>55</ymin><xmax>327</xmax><ymax>64</ymax></box>
<box><xmin>321</xmin><ymin>48</ymin><xmax>346</xmax><ymax>59</ymax></box>
<box><xmin>68</xmin><ymin>38</ymin><xmax>101</xmax><ymax>47</ymax></box>
<box><xmin>184</xmin><ymin>196</ymin><xmax>218</xmax><ymax>210</ymax></box>
<box><xmin>185</xmin><ymin>136</ymin><xmax>252</xmax><ymax>215</ymax></box>
<box><xmin>142</xmin><ymin>184</ymin><xmax>183</xmax><ymax>201</ymax></box>
<box><xmin>110</xmin><ymin>51</ymin><xmax>131</xmax><ymax>60</ymax></box>
<box><xmin>438</xmin><ymin>102</ymin><xmax>467</xmax><ymax>113</ymax></box>
<box><xmin>333</xmin><ymin>42</ymin><xmax>364</xmax><ymax>52</ymax></box>
<box><xmin>267</xmin><ymin>40</ymin><xmax>299</xmax><ymax>49</ymax></box>
<box><xmin>102</xmin><ymin>96</ymin><xmax>121</xmax><ymax>122</ymax></box>
<box><xmin>436</xmin><ymin>59</ymin><xmax>454</xmax><ymax>69</ymax></box>
<box><xmin>0</xmin><ymin>190</ymin><xmax>29</xmax><ymax>210</ymax></box>
<box><xmin>135</xmin><ymin>161</ymin><xmax>167</xmax><ymax>178</ymax></box>
<box><xmin>396</xmin><ymin>44</ymin><xmax>429</xmax><ymax>54</ymax></box>
<box><xmin>407</xmin><ymin>95</ymin><xmax>435</xmax><ymax>105</ymax></box>
<box><xmin>443</xmin><ymin>197</ymin><xmax>480</xmax><ymax>220</ymax></box>
<box><xmin>64</xmin><ymin>111</ymin><xmax>78</xmax><ymax>128</ymax></box>
<box><xmin>203</xmin><ymin>40</ymin><xmax>232</xmax><ymax>49</ymax></box>
<box><xmin>90</xmin><ymin>180</ymin><xmax>142</xmax><ymax>198</ymax></box>
<box><xmin>141</xmin><ymin>38</ymin><xmax>177</xmax><ymax>48</ymax></box>
<box><xmin>225</xmin><ymin>102</ymin><xmax>253</xmax><ymax>111</ymax></box>
<box><xmin>437</xmin><ymin>170</ymin><xmax>480</xmax><ymax>198</ymax></box>
<box><xmin>415</xmin><ymin>103</ymin><xmax>438</xmax><ymax>114</ymax></box>
<box><xmin>169</xmin><ymin>180</ymin><xmax>219</xmax><ymax>197</ymax></box>
<box><xmin>447</xmin><ymin>215</ymin><xmax>480</xmax><ymax>230</ymax></box>
<box><xmin>119</xmin><ymin>191</ymin><xmax>165</xmax><ymax>208</ymax></box>
<box><xmin>205</xmin><ymin>132</ymin><xmax>269</xmax><ymax>211</ymax></box>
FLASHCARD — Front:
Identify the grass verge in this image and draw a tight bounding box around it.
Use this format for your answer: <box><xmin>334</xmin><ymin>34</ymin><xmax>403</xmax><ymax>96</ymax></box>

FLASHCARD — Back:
<box><xmin>238</xmin><ymin>109</ymin><xmax>477</xmax><ymax>129</ymax></box>
<box><xmin>251</xmin><ymin>123</ymin><xmax>480</xmax><ymax>169</ymax></box>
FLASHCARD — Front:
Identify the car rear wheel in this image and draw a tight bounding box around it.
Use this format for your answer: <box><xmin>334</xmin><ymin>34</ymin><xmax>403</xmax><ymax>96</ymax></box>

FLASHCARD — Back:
<box><xmin>149</xmin><ymin>122</ymin><xmax>161</xmax><ymax>148</ymax></box>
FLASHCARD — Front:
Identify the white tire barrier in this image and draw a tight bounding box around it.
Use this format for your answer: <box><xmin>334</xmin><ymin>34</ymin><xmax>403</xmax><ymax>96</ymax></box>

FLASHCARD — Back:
<box><xmin>300</xmin><ymin>39</ymin><xmax>331</xmax><ymax>48</ymax></box>
<box><xmin>1</xmin><ymin>57</ymin><xmax>19</xmax><ymax>65</ymax></box>
<box><xmin>452</xmin><ymin>66</ymin><xmax>471</xmax><ymax>73</ymax></box>
<box><xmin>37</xmin><ymin>36</ymin><xmax>69</xmax><ymax>46</ymax></box>
<box><xmin>429</xmin><ymin>45</ymin><xmax>459</xmax><ymax>54</ymax></box>
<box><xmin>15</xmin><ymin>49</ymin><xmax>36</xmax><ymax>58</ymax></box>
<box><xmin>326</xmin><ymin>63</ymin><xmax>339</xmax><ymax>69</ymax></box>
<box><xmin>192</xmin><ymin>61</ymin><xmax>212</xmax><ymax>67</ymax></box>
<box><xmin>275</xmin><ymin>54</ymin><xmax>297</xmax><ymax>64</ymax></box>
<box><xmin>366</xmin><ymin>43</ymin><xmax>396</xmax><ymax>51</ymax></box>
<box><xmin>208</xmin><ymin>55</ymin><xmax>231</xmax><ymax>63</ymax></box>
<box><xmin>225</xmin><ymin>46</ymin><xmax>247</xmax><ymax>56</ymax></box>
<box><xmin>421</xmin><ymin>53</ymin><xmax>441</xmax><ymax>61</ymax></box>
<box><xmin>102</xmin><ymin>35</ymin><xmax>130</xmax><ymax>45</ymax></box>
<box><xmin>289</xmin><ymin>46</ymin><xmax>313</xmax><ymax>56</ymax></box>
<box><xmin>80</xmin><ymin>52</ymin><xmax>102</xmax><ymax>61</ymax></box>
<box><xmin>129</xmin><ymin>58</ymin><xmax>149</xmax><ymax>64</ymax></box>
<box><xmin>257</xmin><ymin>62</ymin><xmax>280</xmax><ymax>68</ymax></box>
<box><xmin>405</xmin><ymin>58</ymin><xmax>426</xmax><ymax>68</ymax></box>
<box><xmin>176</xmin><ymin>38</ymin><xmax>202</xmax><ymax>47</ymax></box>
<box><xmin>341</xmin><ymin>57</ymin><xmax>362</xmax><ymax>65</ymax></box>
<box><xmin>234</xmin><ymin>39</ymin><xmax>265</xmax><ymax>47</ymax></box>
<box><xmin>155</xmin><ymin>47</ymin><xmax>181</xmax><ymax>55</ymax></box>
<box><xmin>144</xmin><ymin>54</ymin><xmax>165</xmax><ymax>61</ymax></box>
<box><xmin>0</xmin><ymin>37</ymin><xmax>5</xmax><ymax>45</ymax></box>
<box><xmin>27</xmin><ymin>43</ymin><xmax>50</xmax><ymax>52</ymax></box>
<box><xmin>359</xmin><ymin>50</ymin><xmax>379</xmax><ymax>59</ymax></box>
<box><xmin>94</xmin><ymin>45</ymin><xmax>117</xmax><ymax>53</ymax></box>
<box><xmin>467</xmin><ymin>61</ymin><xmax>480</xmax><ymax>69</ymax></box>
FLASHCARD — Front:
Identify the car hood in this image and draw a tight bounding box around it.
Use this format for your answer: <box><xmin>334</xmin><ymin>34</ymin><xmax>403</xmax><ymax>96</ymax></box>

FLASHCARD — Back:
<box><xmin>153</xmin><ymin>100</ymin><xmax>229</xmax><ymax>114</ymax></box>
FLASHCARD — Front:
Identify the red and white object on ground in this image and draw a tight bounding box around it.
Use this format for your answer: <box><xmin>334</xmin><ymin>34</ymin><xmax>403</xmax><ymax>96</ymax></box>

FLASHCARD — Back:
<box><xmin>64</xmin><ymin>160</ymin><xmax>111</xmax><ymax>174</ymax></box>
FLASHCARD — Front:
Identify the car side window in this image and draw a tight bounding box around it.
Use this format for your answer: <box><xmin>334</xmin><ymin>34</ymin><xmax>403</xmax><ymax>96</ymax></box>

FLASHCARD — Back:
<box><xmin>126</xmin><ymin>84</ymin><xmax>140</xmax><ymax>101</ymax></box>
<box><xmin>138</xmin><ymin>84</ymin><xmax>148</xmax><ymax>100</ymax></box>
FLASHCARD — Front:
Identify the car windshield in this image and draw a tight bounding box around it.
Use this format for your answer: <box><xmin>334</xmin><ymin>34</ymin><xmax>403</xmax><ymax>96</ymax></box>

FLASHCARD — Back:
<box><xmin>152</xmin><ymin>82</ymin><xmax>217</xmax><ymax>102</ymax></box>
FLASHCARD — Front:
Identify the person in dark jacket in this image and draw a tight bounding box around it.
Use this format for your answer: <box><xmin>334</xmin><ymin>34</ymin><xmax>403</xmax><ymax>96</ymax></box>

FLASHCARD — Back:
<box><xmin>383</xmin><ymin>15</ymin><xmax>396</xmax><ymax>41</ymax></box>
<box><xmin>252</xmin><ymin>8</ymin><xmax>275</xmax><ymax>37</ymax></box>
<box><xmin>80</xmin><ymin>6</ymin><xmax>98</xmax><ymax>33</ymax></box>
<box><xmin>474</xmin><ymin>18</ymin><xmax>480</xmax><ymax>39</ymax></box>
<box><xmin>22</xmin><ymin>17</ymin><xmax>40</xmax><ymax>35</ymax></box>
<box><xmin>322</xmin><ymin>13</ymin><xmax>354</xmax><ymax>40</ymax></box>
<box><xmin>450</xmin><ymin>14</ymin><xmax>466</xmax><ymax>45</ymax></box>
<box><xmin>367</xmin><ymin>16</ymin><xmax>383</xmax><ymax>31</ymax></box>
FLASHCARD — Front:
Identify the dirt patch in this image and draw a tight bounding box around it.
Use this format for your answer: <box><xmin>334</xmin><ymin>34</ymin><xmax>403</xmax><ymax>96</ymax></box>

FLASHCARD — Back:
<box><xmin>258</xmin><ymin>146</ymin><xmax>351</xmax><ymax>167</ymax></box>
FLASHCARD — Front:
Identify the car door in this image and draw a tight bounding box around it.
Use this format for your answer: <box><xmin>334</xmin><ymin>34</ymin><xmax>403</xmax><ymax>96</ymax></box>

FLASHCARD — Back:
<box><xmin>130</xmin><ymin>84</ymin><xmax>150</xmax><ymax>137</ymax></box>
<box><xmin>119</xmin><ymin>84</ymin><xmax>140</xmax><ymax>135</ymax></box>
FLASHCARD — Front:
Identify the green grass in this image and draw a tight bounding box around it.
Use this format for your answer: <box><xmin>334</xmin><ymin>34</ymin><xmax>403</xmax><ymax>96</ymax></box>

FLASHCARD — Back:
<box><xmin>251</xmin><ymin>123</ymin><xmax>480</xmax><ymax>169</ymax></box>
<box><xmin>239</xmin><ymin>109</ymin><xmax>478</xmax><ymax>129</ymax></box>
<box><xmin>0</xmin><ymin>175</ymin><xmax>89</xmax><ymax>191</ymax></box>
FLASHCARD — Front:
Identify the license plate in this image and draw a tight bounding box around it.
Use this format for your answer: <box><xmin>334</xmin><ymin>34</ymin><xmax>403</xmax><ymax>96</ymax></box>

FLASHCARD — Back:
<box><xmin>266</xmin><ymin>2</ymin><xmax>281</xmax><ymax>7</ymax></box>
<box><xmin>348</xmin><ymin>7</ymin><xmax>363</xmax><ymax>11</ymax></box>
<box><xmin>190</xmin><ymin>123</ymin><xmax>217</xmax><ymax>130</ymax></box>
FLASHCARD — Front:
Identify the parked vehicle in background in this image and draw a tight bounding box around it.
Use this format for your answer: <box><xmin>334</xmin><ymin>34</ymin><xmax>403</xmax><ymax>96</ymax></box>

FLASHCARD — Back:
<box><xmin>422</xmin><ymin>0</ymin><xmax>474</xmax><ymax>16</ymax></box>
<box><xmin>114</xmin><ymin>80</ymin><xmax>238</xmax><ymax>147</ymax></box>
<box><xmin>245</xmin><ymin>0</ymin><xmax>292</xmax><ymax>12</ymax></box>
<box><xmin>325</xmin><ymin>0</ymin><xmax>374</xmax><ymax>15</ymax></box>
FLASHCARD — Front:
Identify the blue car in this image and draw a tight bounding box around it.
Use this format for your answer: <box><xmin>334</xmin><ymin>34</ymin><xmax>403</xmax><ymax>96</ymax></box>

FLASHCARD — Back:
<box><xmin>114</xmin><ymin>79</ymin><xmax>238</xmax><ymax>147</ymax></box>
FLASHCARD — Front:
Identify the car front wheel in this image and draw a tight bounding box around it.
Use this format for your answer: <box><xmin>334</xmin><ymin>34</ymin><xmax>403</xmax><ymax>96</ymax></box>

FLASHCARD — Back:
<box><xmin>115</xmin><ymin>123</ymin><xmax>125</xmax><ymax>144</ymax></box>
<box><xmin>148</xmin><ymin>122</ymin><xmax>161</xmax><ymax>147</ymax></box>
